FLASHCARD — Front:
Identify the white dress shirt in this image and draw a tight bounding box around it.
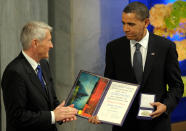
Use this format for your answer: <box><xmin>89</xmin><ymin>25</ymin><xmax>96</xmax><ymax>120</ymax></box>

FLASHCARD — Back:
<box><xmin>22</xmin><ymin>50</ymin><xmax>55</xmax><ymax>124</ymax></box>
<box><xmin>130</xmin><ymin>30</ymin><xmax>149</xmax><ymax>71</ymax></box>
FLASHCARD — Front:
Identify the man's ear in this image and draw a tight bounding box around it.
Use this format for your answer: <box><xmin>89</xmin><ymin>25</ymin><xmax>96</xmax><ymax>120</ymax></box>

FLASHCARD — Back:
<box><xmin>144</xmin><ymin>18</ymin><xmax>150</xmax><ymax>28</ymax></box>
<box><xmin>31</xmin><ymin>39</ymin><xmax>38</xmax><ymax>48</ymax></box>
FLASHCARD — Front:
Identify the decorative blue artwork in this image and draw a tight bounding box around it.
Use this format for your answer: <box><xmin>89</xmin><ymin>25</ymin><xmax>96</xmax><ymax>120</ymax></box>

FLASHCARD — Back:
<box><xmin>67</xmin><ymin>72</ymin><xmax>99</xmax><ymax>110</ymax></box>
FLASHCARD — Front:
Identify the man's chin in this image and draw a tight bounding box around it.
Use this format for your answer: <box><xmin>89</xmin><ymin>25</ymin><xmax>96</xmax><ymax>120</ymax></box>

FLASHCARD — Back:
<box><xmin>126</xmin><ymin>36</ymin><xmax>134</xmax><ymax>40</ymax></box>
<box><xmin>42</xmin><ymin>55</ymin><xmax>49</xmax><ymax>59</ymax></box>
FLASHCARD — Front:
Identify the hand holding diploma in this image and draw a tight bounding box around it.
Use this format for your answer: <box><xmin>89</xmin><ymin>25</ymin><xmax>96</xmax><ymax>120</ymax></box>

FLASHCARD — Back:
<box><xmin>88</xmin><ymin>116</ymin><xmax>101</xmax><ymax>124</ymax></box>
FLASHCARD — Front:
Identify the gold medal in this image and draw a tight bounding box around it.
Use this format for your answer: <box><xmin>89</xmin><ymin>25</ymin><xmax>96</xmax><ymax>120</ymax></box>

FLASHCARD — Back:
<box><xmin>141</xmin><ymin>110</ymin><xmax>150</xmax><ymax>116</ymax></box>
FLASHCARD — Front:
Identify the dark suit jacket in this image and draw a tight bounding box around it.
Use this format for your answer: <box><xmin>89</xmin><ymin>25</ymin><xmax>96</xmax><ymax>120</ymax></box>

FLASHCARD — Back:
<box><xmin>104</xmin><ymin>33</ymin><xmax>184</xmax><ymax>131</ymax></box>
<box><xmin>1</xmin><ymin>52</ymin><xmax>60</xmax><ymax>131</ymax></box>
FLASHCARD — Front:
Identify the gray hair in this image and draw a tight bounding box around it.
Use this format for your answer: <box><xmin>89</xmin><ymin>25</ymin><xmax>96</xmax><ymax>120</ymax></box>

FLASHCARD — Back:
<box><xmin>123</xmin><ymin>2</ymin><xmax>149</xmax><ymax>21</ymax></box>
<box><xmin>20</xmin><ymin>21</ymin><xmax>52</xmax><ymax>50</ymax></box>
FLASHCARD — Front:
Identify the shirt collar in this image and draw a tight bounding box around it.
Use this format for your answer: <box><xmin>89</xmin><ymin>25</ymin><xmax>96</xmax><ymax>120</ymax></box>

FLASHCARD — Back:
<box><xmin>130</xmin><ymin>30</ymin><xmax>149</xmax><ymax>49</ymax></box>
<box><xmin>22</xmin><ymin>50</ymin><xmax>39</xmax><ymax>71</ymax></box>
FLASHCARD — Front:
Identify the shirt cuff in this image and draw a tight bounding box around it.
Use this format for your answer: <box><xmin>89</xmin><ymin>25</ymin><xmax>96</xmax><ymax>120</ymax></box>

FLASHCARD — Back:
<box><xmin>51</xmin><ymin>111</ymin><xmax>55</xmax><ymax>124</ymax></box>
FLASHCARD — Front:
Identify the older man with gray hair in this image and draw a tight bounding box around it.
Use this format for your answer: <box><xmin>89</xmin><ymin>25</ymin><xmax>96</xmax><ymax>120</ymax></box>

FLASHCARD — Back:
<box><xmin>1</xmin><ymin>21</ymin><xmax>78</xmax><ymax>131</ymax></box>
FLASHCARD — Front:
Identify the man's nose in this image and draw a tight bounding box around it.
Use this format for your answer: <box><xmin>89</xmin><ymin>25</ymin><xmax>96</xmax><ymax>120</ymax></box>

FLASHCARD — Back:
<box><xmin>50</xmin><ymin>42</ymin><xmax>53</xmax><ymax>48</ymax></box>
<box><xmin>123</xmin><ymin>24</ymin><xmax>130</xmax><ymax>32</ymax></box>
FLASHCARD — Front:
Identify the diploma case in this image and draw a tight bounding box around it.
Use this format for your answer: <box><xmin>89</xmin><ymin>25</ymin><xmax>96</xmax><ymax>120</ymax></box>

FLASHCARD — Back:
<box><xmin>65</xmin><ymin>70</ymin><xmax>140</xmax><ymax>126</ymax></box>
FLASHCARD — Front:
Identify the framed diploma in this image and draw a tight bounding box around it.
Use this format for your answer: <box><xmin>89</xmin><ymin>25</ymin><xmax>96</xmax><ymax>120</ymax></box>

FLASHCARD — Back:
<box><xmin>65</xmin><ymin>70</ymin><xmax>140</xmax><ymax>126</ymax></box>
<box><xmin>137</xmin><ymin>93</ymin><xmax>155</xmax><ymax>120</ymax></box>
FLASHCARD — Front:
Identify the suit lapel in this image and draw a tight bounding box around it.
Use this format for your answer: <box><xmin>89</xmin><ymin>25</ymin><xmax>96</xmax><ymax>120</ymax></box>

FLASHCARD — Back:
<box><xmin>126</xmin><ymin>41</ymin><xmax>135</xmax><ymax>78</ymax></box>
<box><xmin>19</xmin><ymin>53</ymin><xmax>49</xmax><ymax>101</ymax></box>
<box><xmin>126</xmin><ymin>40</ymin><xmax>133</xmax><ymax>71</ymax></box>
<box><xmin>40</xmin><ymin>62</ymin><xmax>54</xmax><ymax>108</ymax></box>
<box><xmin>119</xmin><ymin>38</ymin><xmax>137</xmax><ymax>83</ymax></box>
<box><xmin>143</xmin><ymin>34</ymin><xmax>156</xmax><ymax>83</ymax></box>
<box><xmin>124</xmin><ymin>39</ymin><xmax>138</xmax><ymax>83</ymax></box>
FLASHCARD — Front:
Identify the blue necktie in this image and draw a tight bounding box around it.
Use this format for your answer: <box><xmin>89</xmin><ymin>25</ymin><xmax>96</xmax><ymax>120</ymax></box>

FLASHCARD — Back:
<box><xmin>37</xmin><ymin>65</ymin><xmax>45</xmax><ymax>89</ymax></box>
<box><xmin>133</xmin><ymin>43</ymin><xmax>143</xmax><ymax>84</ymax></box>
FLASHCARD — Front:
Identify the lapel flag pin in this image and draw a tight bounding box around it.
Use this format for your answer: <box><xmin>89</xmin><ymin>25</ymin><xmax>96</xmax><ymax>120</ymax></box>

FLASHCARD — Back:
<box><xmin>151</xmin><ymin>52</ymin><xmax>155</xmax><ymax>56</ymax></box>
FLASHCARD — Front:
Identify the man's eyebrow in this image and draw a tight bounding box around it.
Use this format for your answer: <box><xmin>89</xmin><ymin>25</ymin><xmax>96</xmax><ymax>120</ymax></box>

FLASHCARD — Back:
<box><xmin>121</xmin><ymin>21</ymin><xmax>135</xmax><ymax>25</ymax></box>
<box><xmin>128</xmin><ymin>22</ymin><xmax>135</xmax><ymax>25</ymax></box>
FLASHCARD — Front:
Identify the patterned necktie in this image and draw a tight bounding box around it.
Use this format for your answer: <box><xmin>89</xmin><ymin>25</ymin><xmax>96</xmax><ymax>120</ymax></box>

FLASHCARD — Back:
<box><xmin>36</xmin><ymin>65</ymin><xmax>45</xmax><ymax>89</ymax></box>
<box><xmin>133</xmin><ymin>43</ymin><xmax>143</xmax><ymax>84</ymax></box>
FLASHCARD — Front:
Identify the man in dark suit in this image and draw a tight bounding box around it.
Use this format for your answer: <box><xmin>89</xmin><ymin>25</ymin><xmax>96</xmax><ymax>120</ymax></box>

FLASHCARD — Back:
<box><xmin>1</xmin><ymin>21</ymin><xmax>78</xmax><ymax>131</ymax></box>
<box><xmin>89</xmin><ymin>2</ymin><xmax>184</xmax><ymax>131</ymax></box>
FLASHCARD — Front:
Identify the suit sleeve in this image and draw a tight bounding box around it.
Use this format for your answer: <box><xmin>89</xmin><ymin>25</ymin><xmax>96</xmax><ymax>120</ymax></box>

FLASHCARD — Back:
<box><xmin>2</xmin><ymin>69</ymin><xmax>53</xmax><ymax>130</ymax></box>
<box><xmin>104</xmin><ymin>43</ymin><xmax>116</xmax><ymax>79</ymax></box>
<box><xmin>163</xmin><ymin>42</ymin><xmax>184</xmax><ymax>113</ymax></box>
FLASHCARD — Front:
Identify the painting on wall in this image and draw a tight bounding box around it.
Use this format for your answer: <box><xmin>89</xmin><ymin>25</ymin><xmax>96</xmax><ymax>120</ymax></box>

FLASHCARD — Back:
<box><xmin>149</xmin><ymin>0</ymin><xmax>186</xmax><ymax>96</ymax></box>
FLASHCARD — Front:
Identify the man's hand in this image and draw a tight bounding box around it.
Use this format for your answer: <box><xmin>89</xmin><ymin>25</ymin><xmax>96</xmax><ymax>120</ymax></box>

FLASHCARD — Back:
<box><xmin>62</xmin><ymin>104</ymin><xmax>77</xmax><ymax>123</ymax></box>
<box><xmin>150</xmin><ymin>102</ymin><xmax>167</xmax><ymax>118</ymax></box>
<box><xmin>88</xmin><ymin>116</ymin><xmax>101</xmax><ymax>124</ymax></box>
<box><xmin>53</xmin><ymin>101</ymin><xmax>78</xmax><ymax>122</ymax></box>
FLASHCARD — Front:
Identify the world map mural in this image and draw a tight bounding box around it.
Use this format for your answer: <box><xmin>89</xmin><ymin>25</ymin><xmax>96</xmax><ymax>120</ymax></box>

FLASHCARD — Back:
<box><xmin>149</xmin><ymin>0</ymin><xmax>186</xmax><ymax>96</ymax></box>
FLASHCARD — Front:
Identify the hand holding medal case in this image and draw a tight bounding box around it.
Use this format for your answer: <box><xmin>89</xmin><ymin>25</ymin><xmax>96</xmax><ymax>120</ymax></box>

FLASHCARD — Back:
<box><xmin>137</xmin><ymin>93</ymin><xmax>155</xmax><ymax>120</ymax></box>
